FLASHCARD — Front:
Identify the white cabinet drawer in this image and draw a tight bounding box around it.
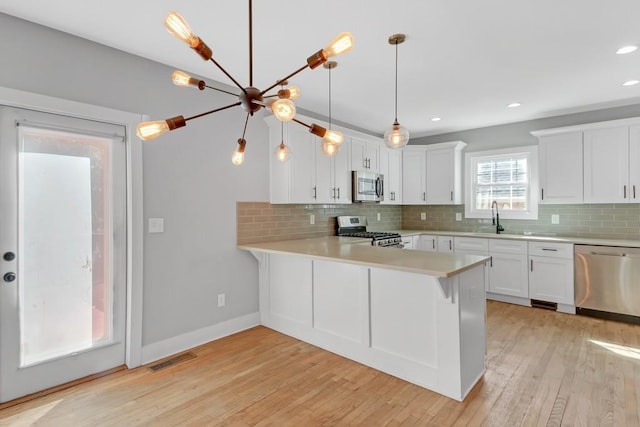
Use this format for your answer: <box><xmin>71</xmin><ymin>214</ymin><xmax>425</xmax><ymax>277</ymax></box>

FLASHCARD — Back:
<box><xmin>528</xmin><ymin>242</ymin><xmax>573</xmax><ymax>259</ymax></box>
<box><xmin>489</xmin><ymin>239</ymin><xmax>528</xmax><ymax>254</ymax></box>
<box><xmin>454</xmin><ymin>237</ymin><xmax>489</xmax><ymax>252</ymax></box>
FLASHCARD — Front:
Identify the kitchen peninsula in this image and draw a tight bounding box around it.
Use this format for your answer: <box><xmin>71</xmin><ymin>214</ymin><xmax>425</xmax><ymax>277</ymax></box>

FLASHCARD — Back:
<box><xmin>239</xmin><ymin>237</ymin><xmax>489</xmax><ymax>401</ymax></box>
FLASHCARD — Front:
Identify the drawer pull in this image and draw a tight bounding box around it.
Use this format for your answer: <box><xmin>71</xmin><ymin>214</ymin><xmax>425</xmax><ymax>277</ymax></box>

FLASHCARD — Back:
<box><xmin>541</xmin><ymin>248</ymin><xmax>558</xmax><ymax>252</ymax></box>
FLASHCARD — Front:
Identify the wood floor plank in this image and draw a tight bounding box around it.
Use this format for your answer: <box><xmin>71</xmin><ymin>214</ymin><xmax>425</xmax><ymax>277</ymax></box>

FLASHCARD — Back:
<box><xmin>1</xmin><ymin>301</ymin><xmax>639</xmax><ymax>426</ymax></box>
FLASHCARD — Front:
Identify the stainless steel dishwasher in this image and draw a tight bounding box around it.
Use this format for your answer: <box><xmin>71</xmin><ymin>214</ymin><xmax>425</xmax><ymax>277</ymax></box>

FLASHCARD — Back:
<box><xmin>574</xmin><ymin>245</ymin><xmax>640</xmax><ymax>323</ymax></box>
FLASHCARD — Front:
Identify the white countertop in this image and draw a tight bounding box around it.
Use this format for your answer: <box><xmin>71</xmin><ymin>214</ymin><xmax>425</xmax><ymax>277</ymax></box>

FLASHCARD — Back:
<box><xmin>239</xmin><ymin>237</ymin><xmax>489</xmax><ymax>278</ymax></box>
<box><xmin>391</xmin><ymin>229</ymin><xmax>640</xmax><ymax>248</ymax></box>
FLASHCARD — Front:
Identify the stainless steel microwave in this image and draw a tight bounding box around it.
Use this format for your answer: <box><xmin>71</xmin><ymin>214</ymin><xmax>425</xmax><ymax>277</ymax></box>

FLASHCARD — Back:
<box><xmin>352</xmin><ymin>171</ymin><xmax>383</xmax><ymax>203</ymax></box>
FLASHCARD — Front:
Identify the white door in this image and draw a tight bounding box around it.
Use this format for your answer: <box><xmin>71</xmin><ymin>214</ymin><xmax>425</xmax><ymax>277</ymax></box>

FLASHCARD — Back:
<box><xmin>583</xmin><ymin>126</ymin><xmax>629</xmax><ymax>203</ymax></box>
<box><xmin>426</xmin><ymin>148</ymin><xmax>454</xmax><ymax>204</ymax></box>
<box><xmin>402</xmin><ymin>150</ymin><xmax>426</xmax><ymax>204</ymax></box>
<box><xmin>537</xmin><ymin>132</ymin><xmax>583</xmax><ymax>204</ymax></box>
<box><xmin>0</xmin><ymin>106</ymin><xmax>127</xmax><ymax>403</ymax></box>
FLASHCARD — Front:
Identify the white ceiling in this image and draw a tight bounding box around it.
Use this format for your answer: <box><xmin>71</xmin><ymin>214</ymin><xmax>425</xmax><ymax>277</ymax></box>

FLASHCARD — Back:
<box><xmin>2</xmin><ymin>0</ymin><xmax>640</xmax><ymax>137</ymax></box>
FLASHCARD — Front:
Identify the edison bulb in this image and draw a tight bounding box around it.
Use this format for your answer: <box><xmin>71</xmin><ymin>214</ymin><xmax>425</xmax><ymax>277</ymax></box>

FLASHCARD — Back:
<box><xmin>275</xmin><ymin>142</ymin><xmax>291</xmax><ymax>162</ymax></box>
<box><xmin>323</xmin><ymin>32</ymin><xmax>354</xmax><ymax>58</ymax></box>
<box><xmin>164</xmin><ymin>12</ymin><xmax>199</xmax><ymax>48</ymax></box>
<box><xmin>172</xmin><ymin>70</ymin><xmax>192</xmax><ymax>87</ymax></box>
<box><xmin>324</xmin><ymin>130</ymin><xmax>344</xmax><ymax>146</ymax></box>
<box><xmin>232</xmin><ymin>148</ymin><xmax>245</xmax><ymax>165</ymax></box>
<box><xmin>286</xmin><ymin>86</ymin><xmax>300</xmax><ymax>99</ymax></box>
<box><xmin>321</xmin><ymin>141</ymin><xmax>338</xmax><ymax>157</ymax></box>
<box><xmin>384</xmin><ymin>122</ymin><xmax>410</xmax><ymax>149</ymax></box>
<box><xmin>271</xmin><ymin>99</ymin><xmax>296</xmax><ymax>121</ymax></box>
<box><xmin>136</xmin><ymin>120</ymin><xmax>170</xmax><ymax>141</ymax></box>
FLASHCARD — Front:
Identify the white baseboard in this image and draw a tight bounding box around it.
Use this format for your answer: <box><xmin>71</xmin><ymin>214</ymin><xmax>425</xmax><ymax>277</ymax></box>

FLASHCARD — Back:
<box><xmin>140</xmin><ymin>312</ymin><xmax>260</xmax><ymax>365</ymax></box>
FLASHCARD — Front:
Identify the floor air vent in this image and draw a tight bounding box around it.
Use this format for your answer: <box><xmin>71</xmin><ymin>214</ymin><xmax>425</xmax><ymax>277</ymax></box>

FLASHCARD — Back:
<box><xmin>148</xmin><ymin>351</ymin><xmax>197</xmax><ymax>372</ymax></box>
<box><xmin>531</xmin><ymin>299</ymin><xmax>558</xmax><ymax>310</ymax></box>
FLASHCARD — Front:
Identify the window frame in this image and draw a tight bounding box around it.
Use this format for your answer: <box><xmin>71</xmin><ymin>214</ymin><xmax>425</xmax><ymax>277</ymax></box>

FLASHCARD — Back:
<box><xmin>464</xmin><ymin>146</ymin><xmax>539</xmax><ymax>220</ymax></box>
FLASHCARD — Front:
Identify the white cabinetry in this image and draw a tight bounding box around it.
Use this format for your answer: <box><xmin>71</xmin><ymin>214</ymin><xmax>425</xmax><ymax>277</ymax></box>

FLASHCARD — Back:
<box><xmin>583</xmin><ymin>126</ymin><xmax>632</xmax><ymax>203</ymax></box>
<box><xmin>400</xmin><ymin>235</ymin><xmax>415</xmax><ymax>249</ymax></box>
<box><xmin>379</xmin><ymin>147</ymin><xmax>402</xmax><ymax>204</ymax></box>
<box><xmin>537</xmin><ymin>131</ymin><xmax>583</xmax><ymax>204</ymax></box>
<box><xmin>416</xmin><ymin>234</ymin><xmax>438</xmax><ymax>252</ymax></box>
<box><xmin>402</xmin><ymin>141</ymin><xmax>466</xmax><ymax>205</ymax></box>
<box><xmin>351</xmin><ymin>136</ymin><xmax>380</xmax><ymax>173</ymax></box>
<box><xmin>267</xmin><ymin>115</ymin><xmax>351</xmax><ymax>204</ymax></box>
<box><xmin>533</xmin><ymin>117</ymin><xmax>640</xmax><ymax>204</ymax></box>
<box><xmin>437</xmin><ymin>236</ymin><xmax>454</xmax><ymax>253</ymax></box>
<box><xmin>488</xmin><ymin>240</ymin><xmax>529</xmax><ymax>301</ymax></box>
<box><xmin>528</xmin><ymin>242</ymin><xmax>574</xmax><ymax>313</ymax></box>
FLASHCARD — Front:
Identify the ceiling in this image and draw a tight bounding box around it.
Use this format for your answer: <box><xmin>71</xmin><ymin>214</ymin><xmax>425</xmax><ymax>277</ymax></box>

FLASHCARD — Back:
<box><xmin>2</xmin><ymin>0</ymin><xmax>640</xmax><ymax>137</ymax></box>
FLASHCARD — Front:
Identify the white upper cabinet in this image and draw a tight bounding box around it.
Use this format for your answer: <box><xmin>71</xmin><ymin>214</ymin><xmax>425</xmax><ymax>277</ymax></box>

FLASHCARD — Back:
<box><xmin>402</xmin><ymin>141</ymin><xmax>466</xmax><ymax>205</ymax></box>
<box><xmin>536</xmin><ymin>131</ymin><xmax>583</xmax><ymax>204</ymax></box>
<box><xmin>533</xmin><ymin>117</ymin><xmax>640</xmax><ymax>204</ymax></box>
<box><xmin>379</xmin><ymin>147</ymin><xmax>402</xmax><ymax>204</ymax></box>
<box><xmin>351</xmin><ymin>136</ymin><xmax>380</xmax><ymax>173</ymax></box>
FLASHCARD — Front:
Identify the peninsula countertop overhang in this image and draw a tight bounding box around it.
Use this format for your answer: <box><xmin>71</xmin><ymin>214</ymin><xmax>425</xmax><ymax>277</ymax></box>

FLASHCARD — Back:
<box><xmin>238</xmin><ymin>236</ymin><xmax>490</xmax><ymax>278</ymax></box>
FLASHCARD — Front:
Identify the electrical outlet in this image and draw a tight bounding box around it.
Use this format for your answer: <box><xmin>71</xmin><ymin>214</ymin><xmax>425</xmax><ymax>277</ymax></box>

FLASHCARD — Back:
<box><xmin>310</xmin><ymin>214</ymin><xmax>315</xmax><ymax>225</ymax></box>
<box><xmin>420</xmin><ymin>212</ymin><xmax>426</xmax><ymax>220</ymax></box>
<box><xmin>551</xmin><ymin>214</ymin><xmax>560</xmax><ymax>225</ymax></box>
<box><xmin>377</xmin><ymin>212</ymin><xmax>381</xmax><ymax>221</ymax></box>
<box><xmin>217</xmin><ymin>293</ymin><xmax>226</xmax><ymax>307</ymax></box>
<box><xmin>455</xmin><ymin>212</ymin><xmax>462</xmax><ymax>221</ymax></box>
<box><xmin>148</xmin><ymin>218</ymin><xmax>164</xmax><ymax>233</ymax></box>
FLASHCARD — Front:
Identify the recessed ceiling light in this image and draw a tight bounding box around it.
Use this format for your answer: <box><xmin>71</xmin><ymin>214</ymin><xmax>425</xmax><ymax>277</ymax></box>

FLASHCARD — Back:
<box><xmin>507</xmin><ymin>102</ymin><xmax>521</xmax><ymax>108</ymax></box>
<box><xmin>623</xmin><ymin>80</ymin><xmax>640</xmax><ymax>86</ymax></box>
<box><xmin>616</xmin><ymin>45</ymin><xmax>638</xmax><ymax>55</ymax></box>
<box><xmin>431</xmin><ymin>117</ymin><xmax>441</xmax><ymax>122</ymax></box>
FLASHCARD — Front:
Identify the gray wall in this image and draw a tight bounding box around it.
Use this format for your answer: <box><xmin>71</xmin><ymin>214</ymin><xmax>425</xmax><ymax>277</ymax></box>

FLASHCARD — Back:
<box><xmin>411</xmin><ymin>104</ymin><xmax>640</xmax><ymax>151</ymax></box>
<box><xmin>0</xmin><ymin>13</ymin><xmax>269</xmax><ymax>346</ymax></box>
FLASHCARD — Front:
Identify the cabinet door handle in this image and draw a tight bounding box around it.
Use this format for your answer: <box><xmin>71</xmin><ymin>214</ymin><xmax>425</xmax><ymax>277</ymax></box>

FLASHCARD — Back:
<box><xmin>422</xmin><ymin>192</ymin><xmax>426</xmax><ymax>201</ymax></box>
<box><xmin>530</xmin><ymin>259</ymin><xmax>533</xmax><ymax>272</ymax></box>
<box><xmin>634</xmin><ymin>185</ymin><xmax>637</xmax><ymax>199</ymax></box>
<box><xmin>432</xmin><ymin>239</ymin><xmax>435</xmax><ymax>249</ymax></box>
<box><xmin>313</xmin><ymin>186</ymin><xmax>317</xmax><ymax>199</ymax></box>
<box><xmin>490</xmin><ymin>256</ymin><xmax>493</xmax><ymax>267</ymax></box>
<box><xmin>450</xmin><ymin>191</ymin><xmax>453</xmax><ymax>201</ymax></box>
<box><xmin>332</xmin><ymin>188</ymin><xmax>336</xmax><ymax>199</ymax></box>
<box><xmin>337</xmin><ymin>188</ymin><xmax>340</xmax><ymax>200</ymax></box>
<box><xmin>541</xmin><ymin>188</ymin><xmax>544</xmax><ymax>201</ymax></box>
<box><xmin>449</xmin><ymin>240</ymin><xmax>452</xmax><ymax>251</ymax></box>
<box><xmin>624</xmin><ymin>185</ymin><xmax>627</xmax><ymax>199</ymax></box>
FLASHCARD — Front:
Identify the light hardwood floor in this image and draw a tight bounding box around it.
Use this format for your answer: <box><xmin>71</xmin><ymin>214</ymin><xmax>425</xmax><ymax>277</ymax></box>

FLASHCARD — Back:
<box><xmin>1</xmin><ymin>301</ymin><xmax>639</xmax><ymax>426</ymax></box>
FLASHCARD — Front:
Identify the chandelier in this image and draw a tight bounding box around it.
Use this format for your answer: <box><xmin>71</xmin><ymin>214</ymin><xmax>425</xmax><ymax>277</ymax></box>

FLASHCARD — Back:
<box><xmin>136</xmin><ymin>1</ymin><xmax>354</xmax><ymax>165</ymax></box>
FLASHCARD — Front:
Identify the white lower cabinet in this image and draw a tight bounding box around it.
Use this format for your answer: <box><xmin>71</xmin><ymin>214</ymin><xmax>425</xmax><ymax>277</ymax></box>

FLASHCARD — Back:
<box><xmin>437</xmin><ymin>236</ymin><xmax>454</xmax><ymax>253</ymax></box>
<box><xmin>488</xmin><ymin>240</ymin><xmax>529</xmax><ymax>300</ymax></box>
<box><xmin>528</xmin><ymin>242</ymin><xmax>575</xmax><ymax>313</ymax></box>
<box><xmin>454</xmin><ymin>237</ymin><xmax>529</xmax><ymax>306</ymax></box>
<box><xmin>416</xmin><ymin>235</ymin><xmax>438</xmax><ymax>252</ymax></box>
<box><xmin>401</xmin><ymin>235</ymin><xmax>415</xmax><ymax>249</ymax></box>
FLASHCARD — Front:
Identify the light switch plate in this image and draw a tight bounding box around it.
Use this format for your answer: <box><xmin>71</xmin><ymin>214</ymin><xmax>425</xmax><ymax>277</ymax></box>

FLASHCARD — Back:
<box><xmin>420</xmin><ymin>212</ymin><xmax>426</xmax><ymax>220</ymax></box>
<box><xmin>148</xmin><ymin>218</ymin><xmax>164</xmax><ymax>233</ymax></box>
<box><xmin>310</xmin><ymin>214</ymin><xmax>315</xmax><ymax>225</ymax></box>
<box><xmin>551</xmin><ymin>214</ymin><xmax>560</xmax><ymax>225</ymax></box>
<box><xmin>377</xmin><ymin>212</ymin><xmax>381</xmax><ymax>221</ymax></box>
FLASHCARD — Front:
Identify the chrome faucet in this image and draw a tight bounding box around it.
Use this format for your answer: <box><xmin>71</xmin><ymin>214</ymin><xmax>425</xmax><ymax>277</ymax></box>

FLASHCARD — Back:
<box><xmin>491</xmin><ymin>201</ymin><xmax>505</xmax><ymax>234</ymax></box>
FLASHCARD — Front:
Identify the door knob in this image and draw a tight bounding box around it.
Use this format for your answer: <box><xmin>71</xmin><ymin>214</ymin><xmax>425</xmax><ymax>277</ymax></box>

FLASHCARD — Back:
<box><xmin>3</xmin><ymin>252</ymin><xmax>15</xmax><ymax>261</ymax></box>
<box><xmin>3</xmin><ymin>272</ymin><xmax>16</xmax><ymax>282</ymax></box>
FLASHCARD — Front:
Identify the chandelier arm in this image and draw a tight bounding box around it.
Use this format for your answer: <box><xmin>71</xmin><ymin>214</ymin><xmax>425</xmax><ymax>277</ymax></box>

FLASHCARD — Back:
<box><xmin>241</xmin><ymin>112</ymin><xmax>250</xmax><ymax>139</ymax></box>
<box><xmin>291</xmin><ymin>117</ymin><xmax>309</xmax><ymax>129</ymax></box>
<box><xmin>184</xmin><ymin>101</ymin><xmax>242</xmax><ymax>122</ymax></box>
<box><xmin>261</xmin><ymin>64</ymin><xmax>310</xmax><ymax>95</ymax></box>
<box><xmin>204</xmin><ymin>85</ymin><xmax>239</xmax><ymax>97</ymax></box>
<box><xmin>209</xmin><ymin>58</ymin><xmax>248</xmax><ymax>95</ymax></box>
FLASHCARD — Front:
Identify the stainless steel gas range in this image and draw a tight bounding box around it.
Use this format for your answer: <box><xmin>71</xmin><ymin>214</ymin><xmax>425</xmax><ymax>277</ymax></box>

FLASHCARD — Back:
<box><xmin>336</xmin><ymin>215</ymin><xmax>403</xmax><ymax>248</ymax></box>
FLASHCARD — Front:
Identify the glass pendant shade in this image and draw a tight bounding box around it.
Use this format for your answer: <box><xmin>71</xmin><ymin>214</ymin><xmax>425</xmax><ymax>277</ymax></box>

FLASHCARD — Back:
<box><xmin>136</xmin><ymin>120</ymin><xmax>170</xmax><ymax>141</ymax></box>
<box><xmin>321</xmin><ymin>141</ymin><xmax>339</xmax><ymax>157</ymax></box>
<box><xmin>271</xmin><ymin>99</ymin><xmax>296</xmax><ymax>121</ymax></box>
<box><xmin>165</xmin><ymin>12</ymin><xmax>199</xmax><ymax>48</ymax></box>
<box><xmin>232</xmin><ymin>138</ymin><xmax>247</xmax><ymax>165</ymax></box>
<box><xmin>384</xmin><ymin>122</ymin><xmax>410</xmax><ymax>149</ymax></box>
<box><xmin>324</xmin><ymin>33</ymin><xmax>354</xmax><ymax>58</ymax></box>
<box><xmin>275</xmin><ymin>141</ymin><xmax>291</xmax><ymax>162</ymax></box>
<box><xmin>324</xmin><ymin>129</ymin><xmax>344</xmax><ymax>146</ymax></box>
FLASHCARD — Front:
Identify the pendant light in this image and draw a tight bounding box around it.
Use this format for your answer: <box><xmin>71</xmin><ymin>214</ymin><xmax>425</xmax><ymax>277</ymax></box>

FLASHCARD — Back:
<box><xmin>275</xmin><ymin>121</ymin><xmax>291</xmax><ymax>162</ymax></box>
<box><xmin>384</xmin><ymin>34</ymin><xmax>410</xmax><ymax>149</ymax></box>
<box><xmin>136</xmin><ymin>0</ymin><xmax>354</xmax><ymax>166</ymax></box>
<box><xmin>322</xmin><ymin>61</ymin><xmax>341</xmax><ymax>157</ymax></box>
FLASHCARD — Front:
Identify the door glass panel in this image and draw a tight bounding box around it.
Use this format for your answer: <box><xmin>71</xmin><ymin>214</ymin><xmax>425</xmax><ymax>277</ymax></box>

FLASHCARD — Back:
<box><xmin>18</xmin><ymin>126</ymin><xmax>113</xmax><ymax>367</ymax></box>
